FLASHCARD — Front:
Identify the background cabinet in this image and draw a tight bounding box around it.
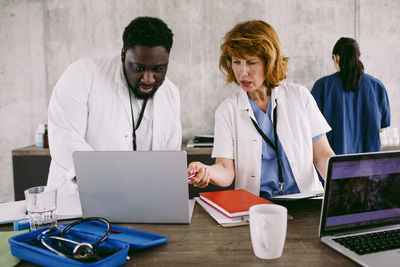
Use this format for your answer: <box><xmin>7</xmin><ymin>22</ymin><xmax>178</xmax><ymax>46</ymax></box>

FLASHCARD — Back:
<box><xmin>12</xmin><ymin>146</ymin><xmax>51</xmax><ymax>201</ymax></box>
<box><xmin>12</xmin><ymin>145</ymin><xmax>233</xmax><ymax>201</ymax></box>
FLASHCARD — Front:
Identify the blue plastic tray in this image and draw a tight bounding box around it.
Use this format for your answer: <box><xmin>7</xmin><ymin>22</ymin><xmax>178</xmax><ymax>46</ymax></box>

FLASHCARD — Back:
<box><xmin>59</xmin><ymin>221</ymin><xmax>167</xmax><ymax>249</ymax></box>
<box><xmin>9</xmin><ymin>221</ymin><xmax>167</xmax><ymax>266</ymax></box>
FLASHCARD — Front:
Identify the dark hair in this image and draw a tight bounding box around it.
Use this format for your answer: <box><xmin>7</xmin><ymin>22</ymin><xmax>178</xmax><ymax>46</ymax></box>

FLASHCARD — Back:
<box><xmin>122</xmin><ymin>17</ymin><xmax>174</xmax><ymax>53</ymax></box>
<box><xmin>332</xmin><ymin>37</ymin><xmax>364</xmax><ymax>92</ymax></box>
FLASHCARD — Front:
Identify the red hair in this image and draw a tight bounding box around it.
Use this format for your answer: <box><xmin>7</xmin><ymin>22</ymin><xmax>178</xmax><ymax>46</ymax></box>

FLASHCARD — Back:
<box><xmin>219</xmin><ymin>20</ymin><xmax>288</xmax><ymax>89</ymax></box>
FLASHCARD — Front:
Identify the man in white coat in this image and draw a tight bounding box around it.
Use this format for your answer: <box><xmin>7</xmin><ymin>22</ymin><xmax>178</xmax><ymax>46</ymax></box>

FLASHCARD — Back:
<box><xmin>47</xmin><ymin>17</ymin><xmax>182</xmax><ymax>209</ymax></box>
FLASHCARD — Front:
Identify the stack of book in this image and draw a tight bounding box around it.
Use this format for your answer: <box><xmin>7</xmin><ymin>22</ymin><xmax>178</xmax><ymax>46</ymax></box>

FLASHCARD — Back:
<box><xmin>186</xmin><ymin>135</ymin><xmax>214</xmax><ymax>148</ymax></box>
<box><xmin>195</xmin><ymin>189</ymin><xmax>273</xmax><ymax>227</ymax></box>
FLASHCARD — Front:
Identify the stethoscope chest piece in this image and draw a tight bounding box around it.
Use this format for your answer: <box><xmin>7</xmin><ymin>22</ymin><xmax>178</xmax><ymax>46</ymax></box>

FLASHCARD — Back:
<box><xmin>40</xmin><ymin>217</ymin><xmax>112</xmax><ymax>262</ymax></box>
<box><xmin>72</xmin><ymin>242</ymin><xmax>95</xmax><ymax>260</ymax></box>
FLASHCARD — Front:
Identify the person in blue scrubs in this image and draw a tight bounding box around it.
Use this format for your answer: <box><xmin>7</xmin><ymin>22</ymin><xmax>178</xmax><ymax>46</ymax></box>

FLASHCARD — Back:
<box><xmin>311</xmin><ymin>37</ymin><xmax>390</xmax><ymax>155</ymax></box>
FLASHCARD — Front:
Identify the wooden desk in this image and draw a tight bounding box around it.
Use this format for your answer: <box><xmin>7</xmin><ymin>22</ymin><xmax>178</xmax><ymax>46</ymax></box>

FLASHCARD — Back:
<box><xmin>12</xmin><ymin>145</ymin><xmax>232</xmax><ymax>200</ymax></box>
<box><xmin>0</xmin><ymin>200</ymin><xmax>356</xmax><ymax>266</ymax></box>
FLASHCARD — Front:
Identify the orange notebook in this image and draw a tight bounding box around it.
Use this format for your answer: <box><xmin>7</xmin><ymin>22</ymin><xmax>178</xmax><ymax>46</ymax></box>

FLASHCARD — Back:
<box><xmin>199</xmin><ymin>189</ymin><xmax>273</xmax><ymax>218</ymax></box>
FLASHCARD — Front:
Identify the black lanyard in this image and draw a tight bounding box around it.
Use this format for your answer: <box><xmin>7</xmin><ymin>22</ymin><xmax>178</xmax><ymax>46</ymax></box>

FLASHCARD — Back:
<box><xmin>128</xmin><ymin>89</ymin><xmax>148</xmax><ymax>151</ymax></box>
<box><xmin>250</xmin><ymin>99</ymin><xmax>284</xmax><ymax>192</ymax></box>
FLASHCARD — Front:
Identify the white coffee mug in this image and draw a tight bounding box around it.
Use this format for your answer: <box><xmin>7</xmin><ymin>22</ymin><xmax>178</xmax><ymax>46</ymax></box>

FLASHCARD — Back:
<box><xmin>249</xmin><ymin>204</ymin><xmax>287</xmax><ymax>260</ymax></box>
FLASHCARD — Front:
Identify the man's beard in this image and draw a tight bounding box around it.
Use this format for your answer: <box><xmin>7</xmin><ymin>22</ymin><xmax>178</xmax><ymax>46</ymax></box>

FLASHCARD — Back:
<box><xmin>129</xmin><ymin>83</ymin><xmax>157</xmax><ymax>100</ymax></box>
<box><xmin>123</xmin><ymin>66</ymin><xmax>158</xmax><ymax>100</ymax></box>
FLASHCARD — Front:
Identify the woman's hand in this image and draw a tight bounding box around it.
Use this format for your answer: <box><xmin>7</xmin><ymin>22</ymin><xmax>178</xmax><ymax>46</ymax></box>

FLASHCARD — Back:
<box><xmin>187</xmin><ymin>158</ymin><xmax>235</xmax><ymax>188</ymax></box>
<box><xmin>187</xmin><ymin>161</ymin><xmax>212</xmax><ymax>188</ymax></box>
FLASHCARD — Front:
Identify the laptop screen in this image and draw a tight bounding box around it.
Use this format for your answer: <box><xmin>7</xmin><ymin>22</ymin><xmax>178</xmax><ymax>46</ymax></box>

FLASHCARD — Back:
<box><xmin>321</xmin><ymin>151</ymin><xmax>400</xmax><ymax>235</ymax></box>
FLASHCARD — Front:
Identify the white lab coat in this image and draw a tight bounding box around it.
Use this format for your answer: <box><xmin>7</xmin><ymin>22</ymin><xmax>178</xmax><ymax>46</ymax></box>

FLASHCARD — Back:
<box><xmin>212</xmin><ymin>82</ymin><xmax>331</xmax><ymax>195</ymax></box>
<box><xmin>47</xmin><ymin>55</ymin><xmax>182</xmax><ymax>206</ymax></box>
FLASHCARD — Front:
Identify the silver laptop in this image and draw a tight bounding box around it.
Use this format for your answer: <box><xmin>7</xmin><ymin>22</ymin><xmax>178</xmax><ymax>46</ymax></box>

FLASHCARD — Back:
<box><xmin>319</xmin><ymin>151</ymin><xmax>400</xmax><ymax>267</ymax></box>
<box><xmin>73</xmin><ymin>151</ymin><xmax>195</xmax><ymax>224</ymax></box>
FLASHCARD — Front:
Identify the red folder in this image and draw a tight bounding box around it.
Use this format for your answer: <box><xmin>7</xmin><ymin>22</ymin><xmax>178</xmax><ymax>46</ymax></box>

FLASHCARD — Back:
<box><xmin>199</xmin><ymin>189</ymin><xmax>273</xmax><ymax>218</ymax></box>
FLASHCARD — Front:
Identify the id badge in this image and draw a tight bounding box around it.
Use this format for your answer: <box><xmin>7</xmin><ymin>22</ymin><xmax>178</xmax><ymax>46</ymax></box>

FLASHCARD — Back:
<box><xmin>273</xmin><ymin>182</ymin><xmax>285</xmax><ymax>196</ymax></box>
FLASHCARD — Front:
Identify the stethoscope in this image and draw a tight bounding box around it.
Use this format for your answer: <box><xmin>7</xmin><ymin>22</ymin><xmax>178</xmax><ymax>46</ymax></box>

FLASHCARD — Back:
<box><xmin>40</xmin><ymin>217</ymin><xmax>111</xmax><ymax>261</ymax></box>
<box><xmin>122</xmin><ymin>52</ymin><xmax>149</xmax><ymax>151</ymax></box>
<box><xmin>249</xmin><ymin>99</ymin><xmax>285</xmax><ymax>193</ymax></box>
<box><xmin>128</xmin><ymin>88</ymin><xmax>148</xmax><ymax>151</ymax></box>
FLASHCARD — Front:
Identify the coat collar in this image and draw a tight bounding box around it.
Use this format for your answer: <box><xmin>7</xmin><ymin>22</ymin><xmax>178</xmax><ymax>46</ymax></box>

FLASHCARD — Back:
<box><xmin>114</xmin><ymin>57</ymin><xmax>127</xmax><ymax>89</ymax></box>
<box><xmin>113</xmin><ymin>57</ymin><xmax>154</xmax><ymax>126</ymax></box>
<box><xmin>237</xmin><ymin>84</ymin><xmax>282</xmax><ymax>121</ymax></box>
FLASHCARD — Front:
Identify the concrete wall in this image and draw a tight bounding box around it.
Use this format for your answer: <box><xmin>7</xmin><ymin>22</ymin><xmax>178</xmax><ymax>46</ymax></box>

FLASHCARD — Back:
<box><xmin>1</xmin><ymin>0</ymin><xmax>399</xmax><ymax>202</ymax></box>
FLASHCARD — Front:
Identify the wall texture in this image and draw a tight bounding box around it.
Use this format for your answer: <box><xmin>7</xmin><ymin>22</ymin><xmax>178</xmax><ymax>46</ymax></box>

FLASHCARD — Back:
<box><xmin>1</xmin><ymin>0</ymin><xmax>399</xmax><ymax>202</ymax></box>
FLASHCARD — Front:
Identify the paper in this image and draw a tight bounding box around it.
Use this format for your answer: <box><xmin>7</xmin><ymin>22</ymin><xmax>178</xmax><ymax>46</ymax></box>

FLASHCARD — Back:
<box><xmin>0</xmin><ymin>199</ymin><xmax>82</xmax><ymax>225</ymax></box>
<box><xmin>194</xmin><ymin>197</ymin><xmax>248</xmax><ymax>227</ymax></box>
<box><xmin>0</xmin><ymin>201</ymin><xmax>26</xmax><ymax>224</ymax></box>
<box><xmin>57</xmin><ymin>195</ymin><xmax>83</xmax><ymax>220</ymax></box>
<box><xmin>271</xmin><ymin>190</ymin><xmax>324</xmax><ymax>200</ymax></box>
<box><xmin>0</xmin><ymin>230</ymin><xmax>27</xmax><ymax>266</ymax></box>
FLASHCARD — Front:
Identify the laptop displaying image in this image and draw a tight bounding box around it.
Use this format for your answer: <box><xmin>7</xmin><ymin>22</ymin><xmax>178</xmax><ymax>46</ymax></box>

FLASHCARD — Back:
<box><xmin>73</xmin><ymin>151</ymin><xmax>195</xmax><ymax>224</ymax></box>
<box><xmin>319</xmin><ymin>151</ymin><xmax>400</xmax><ymax>267</ymax></box>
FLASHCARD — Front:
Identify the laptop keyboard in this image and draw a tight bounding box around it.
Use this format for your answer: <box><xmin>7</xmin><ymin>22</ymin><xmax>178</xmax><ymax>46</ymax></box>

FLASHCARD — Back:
<box><xmin>333</xmin><ymin>229</ymin><xmax>400</xmax><ymax>255</ymax></box>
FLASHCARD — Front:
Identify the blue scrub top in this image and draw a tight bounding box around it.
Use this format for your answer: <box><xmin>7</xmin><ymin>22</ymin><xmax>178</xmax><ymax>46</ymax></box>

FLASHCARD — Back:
<box><xmin>311</xmin><ymin>72</ymin><xmax>390</xmax><ymax>154</ymax></box>
<box><xmin>249</xmin><ymin>98</ymin><xmax>324</xmax><ymax>199</ymax></box>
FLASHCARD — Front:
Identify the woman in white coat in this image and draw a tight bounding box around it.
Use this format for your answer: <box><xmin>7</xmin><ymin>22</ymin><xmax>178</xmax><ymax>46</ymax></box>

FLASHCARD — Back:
<box><xmin>188</xmin><ymin>20</ymin><xmax>335</xmax><ymax>199</ymax></box>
